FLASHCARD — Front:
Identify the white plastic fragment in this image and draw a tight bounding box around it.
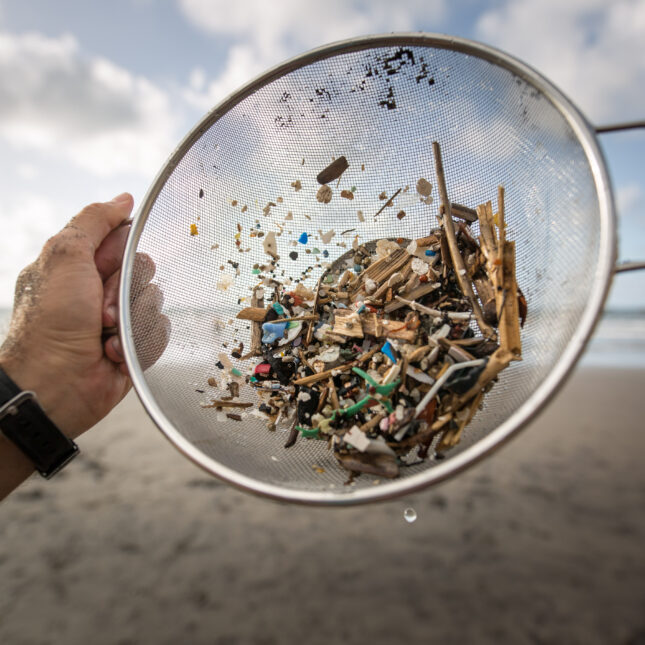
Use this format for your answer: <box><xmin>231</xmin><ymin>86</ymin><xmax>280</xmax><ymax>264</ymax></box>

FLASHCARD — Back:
<box><xmin>318</xmin><ymin>345</ymin><xmax>341</xmax><ymax>363</ymax></box>
<box><xmin>406</xmin><ymin>365</ymin><xmax>435</xmax><ymax>385</ymax></box>
<box><xmin>411</xmin><ymin>257</ymin><xmax>430</xmax><ymax>275</ymax></box>
<box><xmin>344</xmin><ymin>425</ymin><xmax>371</xmax><ymax>452</ymax></box>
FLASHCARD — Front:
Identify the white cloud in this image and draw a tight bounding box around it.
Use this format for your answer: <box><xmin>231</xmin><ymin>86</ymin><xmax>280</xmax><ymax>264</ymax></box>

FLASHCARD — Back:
<box><xmin>0</xmin><ymin>31</ymin><xmax>179</xmax><ymax>177</ymax></box>
<box><xmin>0</xmin><ymin>193</ymin><xmax>69</xmax><ymax>307</ymax></box>
<box><xmin>178</xmin><ymin>0</ymin><xmax>447</xmax><ymax>109</ymax></box>
<box><xmin>475</xmin><ymin>0</ymin><xmax>645</xmax><ymax>124</ymax></box>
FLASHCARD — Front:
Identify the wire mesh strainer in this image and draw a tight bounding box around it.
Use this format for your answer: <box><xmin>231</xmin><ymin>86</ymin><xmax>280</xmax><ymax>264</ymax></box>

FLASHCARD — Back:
<box><xmin>120</xmin><ymin>33</ymin><xmax>621</xmax><ymax>505</ymax></box>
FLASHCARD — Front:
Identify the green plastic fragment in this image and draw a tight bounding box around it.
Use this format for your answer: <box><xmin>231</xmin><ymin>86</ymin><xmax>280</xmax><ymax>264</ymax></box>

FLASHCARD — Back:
<box><xmin>252</xmin><ymin>268</ymin><xmax>261</xmax><ymax>274</ymax></box>
<box><xmin>352</xmin><ymin>367</ymin><xmax>401</xmax><ymax>396</ymax></box>
<box><xmin>272</xmin><ymin>302</ymin><xmax>285</xmax><ymax>315</ymax></box>
<box><xmin>230</xmin><ymin>367</ymin><xmax>242</xmax><ymax>377</ymax></box>
<box><xmin>312</xmin><ymin>248</ymin><xmax>320</xmax><ymax>254</ymax></box>
<box><xmin>249</xmin><ymin>376</ymin><xmax>257</xmax><ymax>383</ymax></box>
<box><xmin>297</xmin><ymin>425</ymin><xmax>319</xmax><ymax>438</ymax></box>
<box><xmin>286</xmin><ymin>320</ymin><xmax>302</xmax><ymax>330</ymax></box>
<box><xmin>351</xmin><ymin>186</ymin><xmax>356</xmax><ymax>192</ymax></box>
<box><xmin>324</xmin><ymin>274</ymin><xmax>335</xmax><ymax>283</ymax></box>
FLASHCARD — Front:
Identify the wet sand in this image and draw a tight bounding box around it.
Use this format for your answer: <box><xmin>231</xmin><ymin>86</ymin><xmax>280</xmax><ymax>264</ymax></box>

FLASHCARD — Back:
<box><xmin>1</xmin><ymin>365</ymin><xmax>644</xmax><ymax>645</ymax></box>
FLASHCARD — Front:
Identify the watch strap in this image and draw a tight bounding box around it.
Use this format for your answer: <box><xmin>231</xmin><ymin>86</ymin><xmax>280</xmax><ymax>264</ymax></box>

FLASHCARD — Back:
<box><xmin>0</xmin><ymin>367</ymin><xmax>79</xmax><ymax>479</ymax></box>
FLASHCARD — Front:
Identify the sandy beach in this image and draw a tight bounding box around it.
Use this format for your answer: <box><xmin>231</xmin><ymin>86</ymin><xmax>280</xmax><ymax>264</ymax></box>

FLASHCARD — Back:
<box><xmin>1</xmin><ymin>364</ymin><xmax>644</xmax><ymax>645</ymax></box>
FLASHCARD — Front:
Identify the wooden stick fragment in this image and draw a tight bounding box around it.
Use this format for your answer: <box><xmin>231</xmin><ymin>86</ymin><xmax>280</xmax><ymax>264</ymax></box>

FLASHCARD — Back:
<box><xmin>305</xmin><ymin>275</ymin><xmax>324</xmax><ymax>346</ymax></box>
<box><xmin>455</xmin><ymin>347</ymin><xmax>514</xmax><ymax>406</ymax></box>
<box><xmin>328</xmin><ymin>377</ymin><xmax>340</xmax><ymax>410</ymax></box>
<box><xmin>292</xmin><ymin>345</ymin><xmax>380</xmax><ymax>386</ymax></box>
<box><xmin>498</xmin><ymin>241</ymin><xmax>522</xmax><ymax>358</ymax></box>
<box><xmin>450</xmin><ymin>202</ymin><xmax>478</xmax><ymax>223</ymax></box>
<box><xmin>497</xmin><ymin>186</ymin><xmax>506</xmax><ymax>248</ymax></box>
<box><xmin>202</xmin><ymin>400</ymin><xmax>254</xmax><ymax>409</ymax></box>
<box><xmin>374</xmin><ymin>187</ymin><xmax>402</xmax><ymax>219</ymax></box>
<box><xmin>432</xmin><ymin>142</ymin><xmax>496</xmax><ymax>341</ymax></box>
<box><xmin>244</xmin><ymin>286</ymin><xmax>264</xmax><ymax>358</ymax></box>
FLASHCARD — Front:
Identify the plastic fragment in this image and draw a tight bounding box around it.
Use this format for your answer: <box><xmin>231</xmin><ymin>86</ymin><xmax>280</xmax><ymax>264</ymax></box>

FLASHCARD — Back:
<box><xmin>272</xmin><ymin>302</ymin><xmax>285</xmax><ymax>315</ymax></box>
<box><xmin>190</xmin><ymin>223</ymin><xmax>198</xmax><ymax>236</ymax></box>
<box><xmin>262</xmin><ymin>321</ymin><xmax>288</xmax><ymax>344</ymax></box>
<box><xmin>381</xmin><ymin>341</ymin><xmax>397</xmax><ymax>363</ymax></box>
<box><xmin>316</xmin><ymin>185</ymin><xmax>333</xmax><ymax>203</ymax></box>
<box><xmin>298</xmin><ymin>232</ymin><xmax>309</xmax><ymax>244</ymax></box>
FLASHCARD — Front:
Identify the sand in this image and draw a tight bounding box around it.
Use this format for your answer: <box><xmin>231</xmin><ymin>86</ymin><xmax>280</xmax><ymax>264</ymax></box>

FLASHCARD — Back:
<box><xmin>1</xmin><ymin>365</ymin><xmax>644</xmax><ymax>645</ymax></box>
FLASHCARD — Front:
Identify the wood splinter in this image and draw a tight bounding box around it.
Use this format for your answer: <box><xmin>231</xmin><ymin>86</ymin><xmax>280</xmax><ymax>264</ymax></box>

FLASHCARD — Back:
<box><xmin>432</xmin><ymin>141</ymin><xmax>496</xmax><ymax>341</ymax></box>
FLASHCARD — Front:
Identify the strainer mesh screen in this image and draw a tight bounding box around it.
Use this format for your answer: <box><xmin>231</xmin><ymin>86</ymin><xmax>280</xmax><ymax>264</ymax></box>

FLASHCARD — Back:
<box><xmin>129</xmin><ymin>42</ymin><xmax>601</xmax><ymax>495</ymax></box>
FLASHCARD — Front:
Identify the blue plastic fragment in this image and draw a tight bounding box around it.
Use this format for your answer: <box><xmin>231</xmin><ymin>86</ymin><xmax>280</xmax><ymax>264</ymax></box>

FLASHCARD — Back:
<box><xmin>272</xmin><ymin>302</ymin><xmax>285</xmax><ymax>315</ymax></box>
<box><xmin>356</xmin><ymin>304</ymin><xmax>366</xmax><ymax>314</ymax></box>
<box><xmin>262</xmin><ymin>321</ymin><xmax>288</xmax><ymax>344</ymax></box>
<box><xmin>298</xmin><ymin>232</ymin><xmax>309</xmax><ymax>244</ymax></box>
<box><xmin>425</xmin><ymin>249</ymin><xmax>436</xmax><ymax>257</ymax></box>
<box><xmin>381</xmin><ymin>340</ymin><xmax>397</xmax><ymax>363</ymax></box>
<box><xmin>322</xmin><ymin>249</ymin><xmax>329</xmax><ymax>258</ymax></box>
<box><xmin>353</xmin><ymin>264</ymin><xmax>362</xmax><ymax>273</ymax></box>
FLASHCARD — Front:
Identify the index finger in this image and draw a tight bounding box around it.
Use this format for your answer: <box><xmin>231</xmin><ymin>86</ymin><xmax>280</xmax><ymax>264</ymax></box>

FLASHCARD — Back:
<box><xmin>67</xmin><ymin>193</ymin><xmax>134</xmax><ymax>252</ymax></box>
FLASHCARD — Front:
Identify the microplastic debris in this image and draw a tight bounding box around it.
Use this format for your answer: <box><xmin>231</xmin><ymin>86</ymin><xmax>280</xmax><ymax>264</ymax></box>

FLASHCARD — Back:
<box><xmin>298</xmin><ymin>232</ymin><xmax>309</xmax><ymax>244</ymax></box>
<box><xmin>316</xmin><ymin>185</ymin><xmax>333</xmax><ymax>203</ymax></box>
<box><xmin>262</xmin><ymin>322</ymin><xmax>288</xmax><ymax>344</ymax></box>
<box><xmin>319</xmin><ymin>229</ymin><xmax>335</xmax><ymax>244</ymax></box>
<box><xmin>381</xmin><ymin>340</ymin><xmax>397</xmax><ymax>363</ymax></box>
<box><xmin>289</xmin><ymin>251</ymin><xmax>299</xmax><ymax>260</ymax></box>
<box><xmin>190</xmin><ymin>223</ymin><xmax>198</xmax><ymax>236</ymax></box>
<box><xmin>416</xmin><ymin>178</ymin><xmax>432</xmax><ymax>197</ymax></box>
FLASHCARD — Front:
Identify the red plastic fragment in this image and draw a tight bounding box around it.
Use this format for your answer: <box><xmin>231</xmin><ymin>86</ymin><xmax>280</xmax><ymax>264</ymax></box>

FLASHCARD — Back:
<box><xmin>254</xmin><ymin>363</ymin><xmax>272</xmax><ymax>375</ymax></box>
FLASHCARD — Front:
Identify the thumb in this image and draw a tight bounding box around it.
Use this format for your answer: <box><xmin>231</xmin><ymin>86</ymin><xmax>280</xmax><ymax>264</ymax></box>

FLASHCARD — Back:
<box><xmin>66</xmin><ymin>193</ymin><xmax>134</xmax><ymax>252</ymax></box>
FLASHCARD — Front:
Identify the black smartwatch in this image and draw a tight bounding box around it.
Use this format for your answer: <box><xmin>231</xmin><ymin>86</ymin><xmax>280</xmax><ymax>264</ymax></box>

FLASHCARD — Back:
<box><xmin>0</xmin><ymin>366</ymin><xmax>79</xmax><ymax>479</ymax></box>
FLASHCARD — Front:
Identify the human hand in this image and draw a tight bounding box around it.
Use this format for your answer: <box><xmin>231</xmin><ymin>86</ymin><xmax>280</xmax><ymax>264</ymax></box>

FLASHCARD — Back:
<box><xmin>0</xmin><ymin>193</ymin><xmax>169</xmax><ymax>441</ymax></box>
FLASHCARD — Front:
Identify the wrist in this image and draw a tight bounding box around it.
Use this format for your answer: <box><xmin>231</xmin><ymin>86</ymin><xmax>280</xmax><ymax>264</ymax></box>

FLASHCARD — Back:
<box><xmin>0</xmin><ymin>355</ymin><xmax>70</xmax><ymax>438</ymax></box>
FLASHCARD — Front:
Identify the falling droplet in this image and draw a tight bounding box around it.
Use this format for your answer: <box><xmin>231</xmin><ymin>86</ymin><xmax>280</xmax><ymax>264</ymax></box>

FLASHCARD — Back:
<box><xmin>403</xmin><ymin>508</ymin><xmax>417</xmax><ymax>523</ymax></box>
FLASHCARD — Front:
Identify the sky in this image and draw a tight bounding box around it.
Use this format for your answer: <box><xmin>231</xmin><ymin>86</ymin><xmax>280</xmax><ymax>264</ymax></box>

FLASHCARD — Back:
<box><xmin>0</xmin><ymin>0</ymin><xmax>643</xmax><ymax>310</ymax></box>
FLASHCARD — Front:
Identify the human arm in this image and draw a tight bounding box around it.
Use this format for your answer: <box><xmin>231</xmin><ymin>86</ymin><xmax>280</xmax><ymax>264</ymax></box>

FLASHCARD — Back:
<box><xmin>0</xmin><ymin>193</ymin><xmax>168</xmax><ymax>499</ymax></box>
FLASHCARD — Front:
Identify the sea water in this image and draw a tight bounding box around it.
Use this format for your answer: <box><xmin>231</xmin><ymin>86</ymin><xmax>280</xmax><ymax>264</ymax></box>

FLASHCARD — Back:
<box><xmin>0</xmin><ymin>307</ymin><xmax>643</xmax><ymax>369</ymax></box>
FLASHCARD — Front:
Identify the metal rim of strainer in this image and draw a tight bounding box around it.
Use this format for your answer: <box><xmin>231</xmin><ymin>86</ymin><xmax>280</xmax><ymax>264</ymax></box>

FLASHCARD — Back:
<box><xmin>119</xmin><ymin>33</ymin><xmax>616</xmax><ymax>506</ymax></box>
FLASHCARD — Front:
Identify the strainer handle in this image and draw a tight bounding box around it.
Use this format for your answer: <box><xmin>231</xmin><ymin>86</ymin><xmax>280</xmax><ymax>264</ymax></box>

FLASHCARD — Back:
<box><xmin>595</xmin><ymin>121</ymin><xmax>645</xmax><ymax>273</ymax></box>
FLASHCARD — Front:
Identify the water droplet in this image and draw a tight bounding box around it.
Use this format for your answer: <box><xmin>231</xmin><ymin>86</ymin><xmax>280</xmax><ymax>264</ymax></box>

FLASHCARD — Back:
<box><xmin>403</xmin><ymin>508</ymin><xmax>417</xmax><ymax>523</ymax></box>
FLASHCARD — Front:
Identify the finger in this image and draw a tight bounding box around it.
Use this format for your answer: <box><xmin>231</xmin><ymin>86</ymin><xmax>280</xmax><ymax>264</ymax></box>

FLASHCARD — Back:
<box><xmin>95</xmin><ymin>221</ymin><xmax>131</xmax><ymax>281</ymax></box>
<box><xmin>132</xmin><ymin>283</ymin><xmax>164</xmax><ymax>329</ymax></box>
<box><xmin>140</xmin><ymin>314</ymin><xmax>171</xmax><ymax>371</ymax></box>
<box><xmin>104</xmin><ymin>334</ymin><xmax>125</xmax><ymax>364</ymax></box>
<box><xmin>103</xmin><ymin>252</ymin><xmax>156</xmax><ymax>328</ymax></box>
<box><xmin>102</xmin><ymin>271</ymin><xmax>120</xmax><ymax>327</ymax></box>
<box><xmin>131</xmin><ymin>253</ymin><xmax>156</xmax><ymax>299</ymax></box>
<box><xmin>66</xmin><ymin>193</ymin><xmax>134</xmax><ymax>252</ymax></box>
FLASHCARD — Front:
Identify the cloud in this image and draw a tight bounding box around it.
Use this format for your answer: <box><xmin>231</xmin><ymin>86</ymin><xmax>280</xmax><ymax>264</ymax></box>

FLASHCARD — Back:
<box><xmin>0</xmin><ymin>192</ymin><xmax>69</xmax><ymax>307</ymax></box>
<box><xmin>178</xmin><ymin>0</ymin><xmax>447</xmax><ymax>109</ymax></box>
<box><xmin>0</xmin><ymin>31</ymin><xmax>179</xmax><ymax>177</ymax></box>
<box><xmin>475</xmin><ymin>0</ymin><xmax>645</xmax><ymax>124</ymax></box>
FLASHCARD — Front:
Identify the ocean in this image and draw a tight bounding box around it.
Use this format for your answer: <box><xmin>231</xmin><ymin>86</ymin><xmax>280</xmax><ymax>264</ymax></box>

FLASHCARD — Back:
<box><xmin>0</xmin><ymin>307</ymin><xmax>643</xmax><ymax>370</ymax></box>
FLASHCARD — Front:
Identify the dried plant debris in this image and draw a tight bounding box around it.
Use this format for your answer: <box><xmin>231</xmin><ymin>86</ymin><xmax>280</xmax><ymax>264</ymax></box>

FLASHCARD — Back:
<box><xmin>317</xmin><ymin>156</ymin><xmax>349</xmax><ymax>184</ymax></box>
<box><xmin>210</xmin><ymin>142</ymin><xmax>526</xmax><ymax>482</ymax></box>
